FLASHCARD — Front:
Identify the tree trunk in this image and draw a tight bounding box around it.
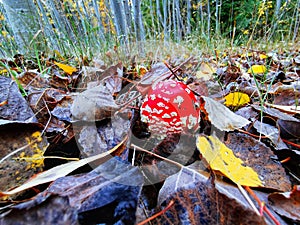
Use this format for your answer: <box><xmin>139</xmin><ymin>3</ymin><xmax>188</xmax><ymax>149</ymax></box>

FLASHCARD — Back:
<box><xmin>132</xmin><ymin>0</ymin><xmax>145</xmax><ymax>42</ymax></box>
<box><xmin>109</xmin><ymin>0</ymin><xmax>127</xmax><ymax>45</ymax></box>
<box><xmin>275</xmin><ymin>0</ymin><xmax>281</xmax><ymax>16</ymax></box>
<box><xmin>2</xmin><ymin>0</ymin><xmax>44</xmax><ymax>54</ymax></box>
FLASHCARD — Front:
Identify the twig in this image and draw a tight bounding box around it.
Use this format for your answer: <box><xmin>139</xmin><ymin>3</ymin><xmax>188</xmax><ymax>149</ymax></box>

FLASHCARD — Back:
<box><xmin>137</xmin><ymin>200</ymin><xmax>175</xmax><ymax>225</ymax></box>
<box><xmin>130</xmin><ymin>144</ymin><xmax>183</xmax><ymax>169</ymax></box>
<box><xmin>237</xmin><ymin>184</ymin><xmax>260</xmax><ymax>216</ymax></box>
<box><xmin>244</xmin><ymin>186</ymin><xmax>281</xmax><ymax>225</ymax></box>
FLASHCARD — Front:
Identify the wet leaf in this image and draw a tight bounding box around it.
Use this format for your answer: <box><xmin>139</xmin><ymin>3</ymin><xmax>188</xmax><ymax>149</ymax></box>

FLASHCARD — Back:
<box><xmin>54</xmin><ymin>61</ymin><xmax>77</xmax><ymax>75</ymax></box>
<box><xmin>201</xmin><ymin>96</ymin><xmax>250</xmax><ymax>131</ymax></box>
<box><xmin>224</xmin><ymin>92</ymin><xmax>250</xmax><ymax>108</ymax></box>
<box><xmin>268</xmin><ymin>185</ymin><xmax>300</xmax><ymax>223</ymax></box>
<box><xmin>248</xmin><ymin>65</ymin><xmax>267</xmax><ymax>74</ymax></box>
<box><xmin>196</xmin><ymin>135</ymin><xmax>262</xmax><ymax>187</ymax></box>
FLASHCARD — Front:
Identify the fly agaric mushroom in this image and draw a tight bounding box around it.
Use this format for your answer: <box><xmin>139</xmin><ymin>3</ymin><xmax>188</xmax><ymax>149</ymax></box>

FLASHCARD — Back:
<box><xmin>140</xmin><ymin>80</ymin><xmax>200</xmax><ymax>137</ymax></box>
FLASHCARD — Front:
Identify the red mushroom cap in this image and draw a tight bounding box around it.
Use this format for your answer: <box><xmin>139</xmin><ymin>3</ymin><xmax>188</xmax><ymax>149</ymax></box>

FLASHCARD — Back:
<box><xmin>140</xmin><ymin>80</ymin><xmax>200</xmax><ymax>137</ymax></box>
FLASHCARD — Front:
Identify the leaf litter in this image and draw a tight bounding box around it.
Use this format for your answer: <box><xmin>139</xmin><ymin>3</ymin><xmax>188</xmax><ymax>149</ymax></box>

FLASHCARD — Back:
<box><xmin>0</xmin><ymin>49</ymin><xmax>299</xmax><ymax>224</ymax></box>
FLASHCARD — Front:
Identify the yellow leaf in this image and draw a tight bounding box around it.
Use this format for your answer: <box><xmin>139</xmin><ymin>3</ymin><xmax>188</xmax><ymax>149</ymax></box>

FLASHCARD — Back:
<box><xmin>0</xmin><ymin>69</ymin><xmax>8</xmax><ymax>74</ymax></box>
<box><xmin>54</xmin><ymin>61</ymin><xmax>77</xmax><ymax>75</ymax></box>
<box><xmin>248</xmin><ymin>65</ymin><xmax>266</xmax><ymax>74</ymax></box>
<box><xmin>196</xmin><ymin>135</ymin><xmax>262</xmax><ymax>187</ymax></box>
<box><xmin>259</xmin><ymin>54</ymin><xmax>268</xmax><ymax>60</ymax></box>
<box><xmin>224</xmin><ymin>92</ymin><xmax>250</xmax><ymax>108</ymax></box>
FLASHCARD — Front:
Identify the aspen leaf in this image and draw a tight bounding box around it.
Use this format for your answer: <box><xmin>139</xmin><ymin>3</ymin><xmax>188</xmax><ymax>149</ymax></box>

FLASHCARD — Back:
<box><xmin>54</xmin><ymin>61</ymin><xmax>77</xmax><ymax>75</ymax></box>
<box><xmin>247</xmin><ymin>65</ymin><xmax>266</xmax><ymax>74</ymax></box>
<box><xmin>224</xmin><ymin>92</ymin><xmax>250</xmax><ymax>107</ymax></box>
<box><xmin>196</xmin><ymin>135</ymin><xmax>263</xmax><ymax>187</ymax></box>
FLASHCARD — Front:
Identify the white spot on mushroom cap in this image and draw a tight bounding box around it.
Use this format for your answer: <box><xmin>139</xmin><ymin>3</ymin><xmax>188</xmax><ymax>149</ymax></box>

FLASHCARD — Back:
<box><xmin>170</xmin><ymin>111</ymin><xmax>178</xmax><ymax>117</ymax></box>
<box><xmin>173</xmin><ymin>95</ymin><xmax>184</xmax><ymax>107</ymax></box>
<box><xmin>162</xmin><ymin>113</ymin><xmax>171</xmax><ymax>118</ymax></box>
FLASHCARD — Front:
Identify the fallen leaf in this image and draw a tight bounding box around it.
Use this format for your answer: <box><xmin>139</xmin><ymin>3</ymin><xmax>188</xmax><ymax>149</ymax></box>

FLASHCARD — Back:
<box><xmin>248</xmin><ymin>65</ymin><xmax>267</xmax><ymax>74</ymax></box>
<box><xmin>226</xmin><ymin>133</ymin><xmax>291</xmax><ymax>191</ymax></box>
<box><xmin>201</xmin><ymin>96</ymin><xmax>250</xmax><ymax>131</ymax></box>
<box><xmin>0</xmin><ymin>76</ymin><xmax>36</xmax><ymax>121</ymax></box>
<box><xmin>0</xmin><ymin>138</ymin><xmax>126</xmax><ymax>197</ymax></box>
<box><xmin>196</xmin><ymin>135</ymin><xmax>263</xmax><ymax>187</ymax></box>
<box><xmin>259</xmin><ymin>54</ymin><xmax>268</xmax><ymax>60</ymax></box>
<box><xmin>154</xmin><ymin>166</ymin><xmax>280</xmax><ymax>225</ymax></box>
<box><xmin>54</xmin><ymin>61</ymin><xmax>77</xmax><ymax>75</ymax></box>
<box><xmin>224</xmin><ymin>92</ymin><xmax>250</xmax><ymax>108</ymax></box>
<box><xmin>265</xmin><ymin>103</ymin><xmax>300</xmax><ymax>114</ymax></box>
<box><xmin>251</xmin><ymin>104</ymin><xmax>299</xmax><ymax>122</ymax></box>
<box><xmin>71</xmin><ymin>84</ymin><xmax>119</xmax><ymax>121</ymax></box>
<box><xmin>0</xmin><ymin>158</ymin><xmax>143</xmax><ymax>225</ymax></box>
<box><xmin>253</xmin><ymin>121</ymin><xmax>287</xmax><ymax>150</ymax></box>
<box><xmin>196</xmin><ymin>62</ymin><xmax>216</xmax><ymax>80</ymax></box>
<box><xmin>277</xmin><ymin>119</ymin><xmax>300</xmax><ymax>139</ymax></box>
<box><xmin>268</xmin><ymin>185</ymin><xmax>300</xmax><ymax>223</ymax></box>
<box><xmin>0</xmin><ymin>124</ymin><xmax>47</xmax><ymax>196</ymax></box>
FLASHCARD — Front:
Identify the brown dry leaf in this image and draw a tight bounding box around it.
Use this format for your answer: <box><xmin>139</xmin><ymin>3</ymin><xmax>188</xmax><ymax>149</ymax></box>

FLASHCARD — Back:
<box><xmin>153</xmin><ymin>166</ymin><xmax>286</xmax><ymax>225</ymax></box>
<box><xmin>225</xmin><ymin>133</ymin><xmax>291</xmax><ymax>192</ymax></box>
<box><xmin>272</xmin><ymin>87</ymin><xmax>300</xmax><ymax>106</ymax></box>
<box><xmin>18</xmin><ymin>71</ymin><xmax>49</xmax><ymax>90</ymax></box>
<box><xmin>136</xmin><ymin>62</ymin><xmax>170</xmax><ymax>95</ymax></box>
<box><xmin>268</xmin><ymin>185</ymin><xmax>300</xmax><ymax>223</ymax></box>
<box><xmin>71</xmin><ymin>84</ymin><xmax>119</xmax><ymax>121</ymax></box>
<box><xmin>0</xmin><ymin>138</ymin><xmax>126</xmax><ymax>197</ymax></box>
<box><xmin>201</xmin><ymin>96</ymin><xmax>250</xmax><ymax>131</ymax></box>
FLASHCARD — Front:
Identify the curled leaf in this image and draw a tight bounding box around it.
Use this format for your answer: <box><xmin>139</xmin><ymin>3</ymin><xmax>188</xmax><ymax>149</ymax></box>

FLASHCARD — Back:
<box><xmin>224</xmin><ymin>92</ymin><xmax>250</xmax><ymax>108</ymax></box>
<box><xmin>248</xmin><ymin>65</ymin><xmax>266</xmax><ymax>74</ymax></box>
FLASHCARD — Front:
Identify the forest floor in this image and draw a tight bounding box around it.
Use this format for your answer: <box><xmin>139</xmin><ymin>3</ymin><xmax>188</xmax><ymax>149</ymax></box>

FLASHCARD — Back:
<box><xmin>0</xmin><ymin>41</ymin><xmax>299</xmax><ymax>225</ymax></box>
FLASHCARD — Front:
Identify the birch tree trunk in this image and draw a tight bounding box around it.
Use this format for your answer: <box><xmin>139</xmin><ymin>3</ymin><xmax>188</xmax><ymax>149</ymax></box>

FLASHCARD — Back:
<box><xmin>275</xmin><ymin>0</ymin><xmax>281</xmax><ymax>16</ymax></box>
<box><xmin>132</xmin><ymin>0</ymin><xmax>145</xmax><ymax>42</ymax></box>
<box><xmin>109</xmin><ymin>0</ymin><xmax>127</xmax><ymax>40</ymax></box>
<box><xmin>186</xmin><ymin>0</ymin><xmax>191</xmax><ymax>35</ymax></box>
<box><xmin>2</xmin><ymin>0</ymin><xmax>44</xmax><ymax>54</ymax></box>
